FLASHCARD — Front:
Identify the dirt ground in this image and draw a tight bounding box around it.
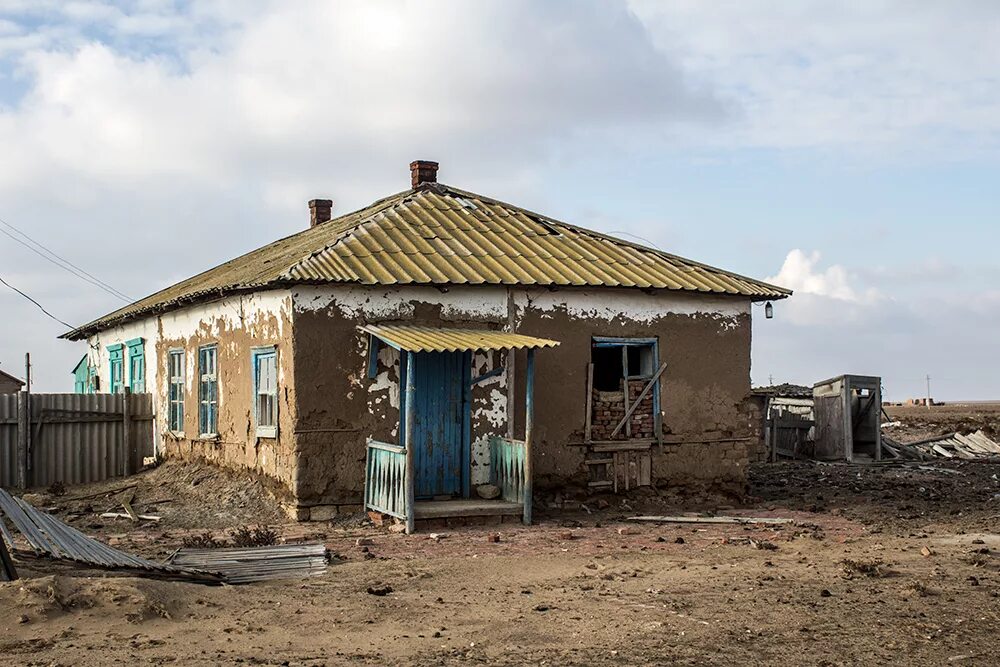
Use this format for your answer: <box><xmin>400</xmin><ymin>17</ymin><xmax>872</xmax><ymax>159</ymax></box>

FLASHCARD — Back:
<box><xmin>5</xmin><ymin>447</ymin><xmax>1000</xmax><ymax>664</ymax></box>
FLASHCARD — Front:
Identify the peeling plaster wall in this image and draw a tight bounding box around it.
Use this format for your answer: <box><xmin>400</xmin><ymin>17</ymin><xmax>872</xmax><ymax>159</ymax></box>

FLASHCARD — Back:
<box><xmin>290</xmin><ymin>284</ymin><xmax>754</xmax><ymax>508</ymax></box>
<box><xmin>86</xmin><ymin>290</ymin><xmax>297</xmax><ymax>498</ymax></box>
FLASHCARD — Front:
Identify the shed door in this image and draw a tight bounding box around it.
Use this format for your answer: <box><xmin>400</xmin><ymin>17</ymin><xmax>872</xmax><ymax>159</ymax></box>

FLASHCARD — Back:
<box><xmin>412</xmin><ymin>351</ymin><xmax>468</xmax><ymax>498</ymax></box>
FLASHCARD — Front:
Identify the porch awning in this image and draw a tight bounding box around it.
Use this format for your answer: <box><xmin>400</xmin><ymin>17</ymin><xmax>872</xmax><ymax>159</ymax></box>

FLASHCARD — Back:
<box><xmin>360</xmin><ymin>324</ymin><xmax>560</xmax><ymax>353</ymax></box>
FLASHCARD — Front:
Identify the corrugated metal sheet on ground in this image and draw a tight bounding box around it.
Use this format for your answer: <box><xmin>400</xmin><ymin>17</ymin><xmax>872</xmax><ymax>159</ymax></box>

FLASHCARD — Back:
<box><xmin>0</xmin><ymin>488</ymin><xmax>222</xmax><ymax>583</ymax></box>
<box><xmin>168</xmin><ymin>544</ymin><xmax>328</xmax><ymax>584</ymax></box>
<box><xmin>360</xmin><ymin>324</ymin><xmax>559</xmax><ymax>352</ymax></box>
<box><xmin>0</xmin><ymin>489</ymin><xmax>328</xmax><ymax>584</ymax></box>
<box><xmin>64</xmin><ymin>183</ymin><xmax>790</xmax><ymax>339</ymax></box>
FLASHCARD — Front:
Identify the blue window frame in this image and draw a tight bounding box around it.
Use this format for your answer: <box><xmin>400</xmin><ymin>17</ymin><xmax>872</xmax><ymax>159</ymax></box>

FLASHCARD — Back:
<box><xmin>108</xmin><ymin>344</ymin><xmax>124</xmax><ymax>394</ymax></box>
<box><xmin>252</xmin><ymin>347</ymin><xmax>278</xmax><ymax>438</ymax></box>
<box><xmin>198</xmin><ymin>345</ymin><xmax>218</xmax><ymax>436</ymax></box>
<box><xmin>126</xmin><ymin>337</ymin><xmax>145</xmax><ymax>393</ymax></box>
<box><xmin>167</xmin><ymin>349</ymin><xmax>185</xmax><ymax>433</ymax></box>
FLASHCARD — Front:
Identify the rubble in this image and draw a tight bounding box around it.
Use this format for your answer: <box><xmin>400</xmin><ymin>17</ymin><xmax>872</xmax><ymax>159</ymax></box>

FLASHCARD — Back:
<box><xmin>883</xmin><ymin>430</ymin><xmax>1000</xmax><ymax>460</ymax></box>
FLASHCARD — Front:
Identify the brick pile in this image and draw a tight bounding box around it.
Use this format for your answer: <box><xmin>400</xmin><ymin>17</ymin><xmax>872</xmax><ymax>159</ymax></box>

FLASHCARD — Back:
<box><xmin>590</xmin><ymin>380</ymin><xmax>655</xmax><ymax>440</ymax></box>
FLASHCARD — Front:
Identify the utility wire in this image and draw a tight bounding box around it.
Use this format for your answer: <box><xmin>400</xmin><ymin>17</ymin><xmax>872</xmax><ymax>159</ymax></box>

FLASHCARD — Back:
<box><xmin>0</xmin><ymin>216</ymin><xmax>133</xmax><ymax>302</ymax></box>
<box><xmin>0</xmin><ymin>273</ymin><xmax>75</xmax><ymax>329</ymax></box>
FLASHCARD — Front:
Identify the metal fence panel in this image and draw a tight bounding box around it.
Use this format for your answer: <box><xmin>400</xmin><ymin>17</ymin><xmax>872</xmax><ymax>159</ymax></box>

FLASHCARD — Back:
<box><xmin>0</xmin><ymin>392</ymin><xmax>153</xmax><ymax>489</ymax></box>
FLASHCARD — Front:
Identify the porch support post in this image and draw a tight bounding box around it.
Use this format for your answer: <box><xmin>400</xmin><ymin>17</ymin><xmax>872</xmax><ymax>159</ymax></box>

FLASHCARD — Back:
<box><xmin>404</xmin><ymin>351</ymin><xmax>417</xmax><ymax>534</ymax></box>
<box><xmin>522</xmin><ymin>348</ymin><xmax>535</xmax><ymax>525</ymax></box>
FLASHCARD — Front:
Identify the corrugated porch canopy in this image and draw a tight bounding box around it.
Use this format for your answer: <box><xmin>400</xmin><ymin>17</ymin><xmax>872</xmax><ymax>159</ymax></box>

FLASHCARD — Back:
<box><xmin>360</xmin><ymin>324</ymin><xmax>559</xmax><ymax>353</ymax></box>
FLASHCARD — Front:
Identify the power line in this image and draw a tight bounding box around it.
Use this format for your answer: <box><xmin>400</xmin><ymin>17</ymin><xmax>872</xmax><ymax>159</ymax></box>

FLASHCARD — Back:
<box><xmin>0</xmin><ymin>216</ymin><xmax>133</xmax><ymax>302</ymax></box>
<box><xmin>0</xmin><ymin>273</ymin><xmax>75</xmax><ymax>329</ymax></box>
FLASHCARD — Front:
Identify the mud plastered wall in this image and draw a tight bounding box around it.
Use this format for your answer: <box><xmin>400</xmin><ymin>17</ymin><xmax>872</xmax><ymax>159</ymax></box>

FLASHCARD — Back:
<box><xmin>508</xmin><ymin>288</ymin><xmax>753</xmax><ymax>491</ymax></box>
<box><xmin>290</xmin><ymin>285</ymin><xmax>753</xmax><ymax>509</ymax></box>
<box><xmin>289</xmin><ymin>286</ymin><xmax>511</xmax><ymax>511</ymax></box>
<box><xmin>86</xmin><ymin>290</ymin><xmax>297</xmax><ymax>496</ymax></box>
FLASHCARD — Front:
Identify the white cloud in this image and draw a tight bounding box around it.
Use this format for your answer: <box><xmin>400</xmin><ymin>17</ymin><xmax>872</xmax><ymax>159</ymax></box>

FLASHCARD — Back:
<box><xmin>767</xmin><ymin>249</ymin><xmax>880</xmax><ymax>304</ymax></box>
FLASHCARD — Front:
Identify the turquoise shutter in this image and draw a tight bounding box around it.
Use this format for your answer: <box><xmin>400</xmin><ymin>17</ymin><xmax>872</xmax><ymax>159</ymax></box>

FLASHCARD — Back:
<box><xmin>126</xmin><ymin>338</ymin><xmax>145</xmax><ymax>393</ymax></box>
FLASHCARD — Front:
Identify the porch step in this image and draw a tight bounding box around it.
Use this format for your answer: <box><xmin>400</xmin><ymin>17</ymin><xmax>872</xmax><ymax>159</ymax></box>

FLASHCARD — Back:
<box><xmin>413</xmin><ymin>499</ymin><xmax>522</xmax><ymax>520</ymax></box>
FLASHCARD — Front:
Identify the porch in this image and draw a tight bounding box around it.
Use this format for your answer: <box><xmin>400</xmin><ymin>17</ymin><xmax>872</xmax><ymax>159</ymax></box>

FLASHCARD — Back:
<box><xmin>360</xmin><ymin>325</ymin><xmax>559</xmax><ymax>533</ymax></box>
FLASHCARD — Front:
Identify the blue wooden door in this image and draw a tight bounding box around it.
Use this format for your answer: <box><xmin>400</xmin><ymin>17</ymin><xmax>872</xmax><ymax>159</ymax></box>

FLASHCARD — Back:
<box><xmin>412</xmin><ymin>351</ymin><xmax>468</xmax><ymax>498</ymax></box>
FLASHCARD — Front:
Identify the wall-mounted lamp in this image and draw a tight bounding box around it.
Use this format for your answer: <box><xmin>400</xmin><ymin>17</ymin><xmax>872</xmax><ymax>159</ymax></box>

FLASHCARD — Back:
<box><xmin>764</xmin><ymin>302</ymin><xmax>774</xmax><ymax>319</ymax></box>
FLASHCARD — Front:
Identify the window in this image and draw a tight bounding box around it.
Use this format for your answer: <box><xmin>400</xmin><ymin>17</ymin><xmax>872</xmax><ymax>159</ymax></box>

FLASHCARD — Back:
<box><xmin>168</xmin><ymin>349</ymin><xmax>185</xmax><ymax>433</ymax></box>
<box><xmin>253</xmin><ymin>347</ymin><xmax>278</xmax><ymax>438</ymax></box>
<box><xmin>589</xmin><ymin>337</ymin><xmax>661</xmax><ymax>440</ymax></box>
<box><xmin>198</xmin><ymin>345</ymin><xmax>218</xmax><ymax>436</ymax></box>
<box><xmin>127</xmin><ymin>338</ymin><xmax>145</xmax><ymax>393</ymax></box>
<box><xmin>591</xmin><ymin>338</ymin><xmax>656</xmax><ymax>390</ymax></box>
<box><xmin>108</xmin><ymin>344</ymin><xmax>124</xmax><ymax>394</ymax></box>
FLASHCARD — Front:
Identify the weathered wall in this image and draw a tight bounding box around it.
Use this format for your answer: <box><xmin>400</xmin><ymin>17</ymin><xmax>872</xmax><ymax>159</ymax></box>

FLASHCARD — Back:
<box><xmin>86</xmin><ymin>290</ymin><xmax>298</xmax><ymax>498</ymax></box>
<box><xmin>289</xmin><ymin>284</ymin><xmax>755</xmax><ymax>513</ymax></box>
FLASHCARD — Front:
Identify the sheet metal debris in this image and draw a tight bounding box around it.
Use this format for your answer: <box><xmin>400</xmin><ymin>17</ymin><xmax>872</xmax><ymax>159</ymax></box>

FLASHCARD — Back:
<box><xmin>883</xmin><ymin>430</ymin><xmax>1000</xmax><ymax>461</ymax></box>
<box><xmin>168</xmin><ymin>544</ymin><xmax>328</xmax><ymax>584</ymax></box>
<box><xmin>0</xmin><ymin>488</ymin><xmax>327</xmax><ymax>585</ymax></box>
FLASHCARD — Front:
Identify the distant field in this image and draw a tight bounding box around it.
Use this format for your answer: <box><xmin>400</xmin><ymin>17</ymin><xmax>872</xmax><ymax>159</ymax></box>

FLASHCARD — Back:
<box><xmin>884</xmin><ymin>402</ymin><xmax>1000</xmax><ymax>441</ymax></box>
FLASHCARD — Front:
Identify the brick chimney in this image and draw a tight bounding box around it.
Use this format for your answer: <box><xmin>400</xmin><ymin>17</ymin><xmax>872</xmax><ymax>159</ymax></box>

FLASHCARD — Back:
<box><xmin>308</xmin><ymin>199</ymin><xmax>333</xmax><ymax>228</ymax></box>
<box><xmin>410</xmin><ymin>160</ymin><xmax>439</xmax><ymax>188</ymax></box>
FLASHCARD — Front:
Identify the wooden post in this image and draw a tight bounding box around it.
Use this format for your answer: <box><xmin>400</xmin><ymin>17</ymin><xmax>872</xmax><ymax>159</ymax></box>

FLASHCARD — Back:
<box><xmin>522</xmin><ymin>348</ymin><xmax>535</xmax><ymax>526</ymax></box>
<box><xmin>621</xmin><ymin>347</ymin><xmax>631</xmax><ymax>438</ymax></box>
<box><xmin>122</xmin><ymin>388</ymin><xmax>132</xmax><ymax>477</ymax></box>
<box><xmin>404</xmin><ymin>351</ymin><xmax>416</xmax><ymax>534</ymax></box>
<box><xmin>16</xmin><ymin>391</ymin><xmax>28</xmax><ymax>489</ymax></box>
<box><xmin>584</xmin><ymin>363</ymin><xmax>594</xmax><ymax>443</ymax></box>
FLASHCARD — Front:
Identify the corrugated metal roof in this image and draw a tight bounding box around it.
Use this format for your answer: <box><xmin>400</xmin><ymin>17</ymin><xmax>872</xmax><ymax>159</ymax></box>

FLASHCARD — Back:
<box><xmin>361</xmin><ymin>324</ymin><xmax>559</xmax><ymax>353</ymax></box>
<box><xmin>63</xmin><ymin>182</ymin><xmax>790</xmax><ymax>339</ymax></box>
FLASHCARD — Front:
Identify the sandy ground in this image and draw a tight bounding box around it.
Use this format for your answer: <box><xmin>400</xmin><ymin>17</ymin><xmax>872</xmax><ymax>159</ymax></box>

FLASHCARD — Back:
<box><xmin>5</xmin><ymin>437</ymin><xmax>1000</xmax><ymax>664</ymax></box>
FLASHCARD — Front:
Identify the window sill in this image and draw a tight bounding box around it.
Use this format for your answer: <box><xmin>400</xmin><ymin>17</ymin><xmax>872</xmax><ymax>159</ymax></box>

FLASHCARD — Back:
<box><xmin>255</xmin><ymin>429</ymin><xmax>278</xmax><ymax>440</ymax></box>
<box><xmin>196</xmin><ymin>433</ymin><xmax>220</xmax><ymax>442</ymax></box>
<box><xmin>165</xmin><ymin>431</ymin><xmax>185</xmax><ymax>439</ymax></box>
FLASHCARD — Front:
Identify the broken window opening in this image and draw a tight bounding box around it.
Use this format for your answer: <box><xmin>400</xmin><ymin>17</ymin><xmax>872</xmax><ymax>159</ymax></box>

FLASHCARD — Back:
<box><xmin>589</xmin><ymin>338</ymin><xmax>660</xmax><ymax>442</ymax></box>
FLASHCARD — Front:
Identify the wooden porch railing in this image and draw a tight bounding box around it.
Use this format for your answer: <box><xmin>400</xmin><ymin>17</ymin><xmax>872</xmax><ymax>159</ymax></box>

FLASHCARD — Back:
<box><xmin>489</xmin><ymin>436</ymin><xmax>527</xmax><ymax>505</ymax></box>
<box><xmin>364</xmin><ymin>439</ymin><xmax>407</xmax><ymax>520</ymax></box>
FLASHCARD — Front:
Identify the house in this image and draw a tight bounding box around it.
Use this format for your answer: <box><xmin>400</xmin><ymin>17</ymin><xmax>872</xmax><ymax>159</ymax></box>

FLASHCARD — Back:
<box><xmin>0</xmin><ymin>368</ymin><xmax>24</xmax><ymax>394</ymax></box>
<box><xmin>61</xmin><ymin>160</ymin><xmax>790</xmax><ymax>528</ymax></box>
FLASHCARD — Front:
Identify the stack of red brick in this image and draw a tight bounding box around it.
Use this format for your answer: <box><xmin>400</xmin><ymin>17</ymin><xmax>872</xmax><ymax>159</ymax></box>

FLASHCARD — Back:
<box><xmin>590</xmin><ymin>381</ymin><xmax>655</xmax><ymax>440</ymax></box>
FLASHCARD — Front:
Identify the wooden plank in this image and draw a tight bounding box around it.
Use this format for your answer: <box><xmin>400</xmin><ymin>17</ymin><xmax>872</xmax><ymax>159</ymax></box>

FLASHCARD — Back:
<box><xmin>610</xmin><ymin>362</ymin><xmax>668</xmax><ymax>438</ymax></box>
<box><xmin>413</xmin><ymin>499</ymin><xmax>522</xmax><ymax>519</ymax></box>
<box><xmin>584</xmin><ymin>363</ymin><xmax>594</xmax><ymax>443</ymax></box>
<box><xmin>628</xmin><ymin>515</ymin><xmax>795</xmax><ymax>526</ymax></box>
<box><xmin>403</xmin><ymin>351</ymin><xmax>416</xmax><ymax>534</ymax></box>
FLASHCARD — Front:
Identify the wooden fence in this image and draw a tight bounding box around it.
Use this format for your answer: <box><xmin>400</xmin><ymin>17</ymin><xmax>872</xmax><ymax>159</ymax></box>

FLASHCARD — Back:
<box><xmin>0</xmin><ymin>391</ymin><xmax>154</xmax><ymax>489</ymax></box>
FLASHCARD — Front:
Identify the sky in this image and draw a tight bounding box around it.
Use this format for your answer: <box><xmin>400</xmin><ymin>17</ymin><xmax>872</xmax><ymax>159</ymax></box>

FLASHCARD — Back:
<box><xmin>0</xmin><ymin>0</ymin><xmax>998</xmax><ymax>400</ymax></box>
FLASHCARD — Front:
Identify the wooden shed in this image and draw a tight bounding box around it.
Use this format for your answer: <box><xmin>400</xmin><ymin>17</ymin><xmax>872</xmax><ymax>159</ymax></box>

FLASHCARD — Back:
<box><xmin>812</xmin><ymin>375</ymin><xmax>882</xmax><ymax>462</ymax></box>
